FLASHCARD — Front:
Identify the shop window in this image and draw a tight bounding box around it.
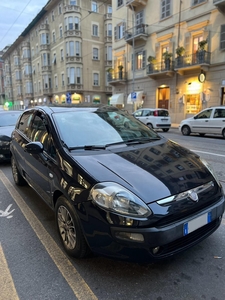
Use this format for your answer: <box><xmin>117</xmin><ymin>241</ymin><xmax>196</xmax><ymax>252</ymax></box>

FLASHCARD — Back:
<box><xmin>186</xmin><ymin>94</ymin><xmax>201</xmax><ymax>114</ymax></box>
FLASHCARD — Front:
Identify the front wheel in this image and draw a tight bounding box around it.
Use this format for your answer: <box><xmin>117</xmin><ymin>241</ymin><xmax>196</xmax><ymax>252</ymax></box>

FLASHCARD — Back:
<box><xmin>162</xmin><ymin>128</ymin><xmax>169</xmax><ymax>132</ymax></box>
<box><xmin>181</xmin><ymin>125</ymin><xmax>191</xmax><ymax>136</ymax></box>
<box><xmin>55</xmin><ymin>196</ymin><xmax>91</xmax><ymax>258</ymax></box>
<box><xmin>147</xmin><ymin>123</ymin><xmax>153</xmax><ymax>130</ymax></box>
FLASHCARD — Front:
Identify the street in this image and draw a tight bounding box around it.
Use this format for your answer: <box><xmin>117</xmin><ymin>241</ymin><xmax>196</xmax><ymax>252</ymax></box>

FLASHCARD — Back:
<box><xmin>0</xmin><ymin>129</ymin><xmax>225</xmax><ymax>300</ymax></box>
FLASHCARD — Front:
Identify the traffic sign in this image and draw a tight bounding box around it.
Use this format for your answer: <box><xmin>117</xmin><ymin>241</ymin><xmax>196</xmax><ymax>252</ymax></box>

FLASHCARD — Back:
<box><xmin>131</xmin><ymin>92</ymin><xmax>137</xmax><ymax>102</ymax></box>
<box><xmin>66</xmin><ymin>92</ymin><xmax>71</xmax><ymax>104</ymax></box>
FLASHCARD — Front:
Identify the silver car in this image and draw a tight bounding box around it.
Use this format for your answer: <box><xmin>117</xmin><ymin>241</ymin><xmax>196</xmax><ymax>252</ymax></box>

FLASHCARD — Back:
<box><xmin>132</xmin><ymin>108</ymin><xmax>171</xmax><ymax>132</ymax></box>
<box><xmin>179</xmin><ymin>106</ymin><xmax>225</xmax><ymax>138</ymax></box>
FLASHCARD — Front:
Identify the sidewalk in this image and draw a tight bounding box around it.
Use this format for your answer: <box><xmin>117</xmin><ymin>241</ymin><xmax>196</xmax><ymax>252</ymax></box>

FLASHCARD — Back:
<box><xmin>171</xmin><ymin>123</ymin><xmax>179</xmax><ymax>129</ymax></box>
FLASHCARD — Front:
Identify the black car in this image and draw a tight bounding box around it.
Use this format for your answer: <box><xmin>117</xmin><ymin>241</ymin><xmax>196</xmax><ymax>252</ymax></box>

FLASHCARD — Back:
<box><xmin>10</xmin><ymin>105</ymin><xmax>225</xmax><ymax>262</ymax></box>
<box><xmin>0</xmin><ymin>110</ymin><xmax>21</xmax><ymax>162</ymax></box>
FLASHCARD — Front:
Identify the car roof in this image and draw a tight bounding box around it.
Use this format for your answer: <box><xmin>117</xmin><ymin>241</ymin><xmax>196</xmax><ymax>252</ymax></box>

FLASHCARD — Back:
<box><xmin>23</xmin><ymin>104</ymin><xmax>120</xmax><ymax>114</ymax></box>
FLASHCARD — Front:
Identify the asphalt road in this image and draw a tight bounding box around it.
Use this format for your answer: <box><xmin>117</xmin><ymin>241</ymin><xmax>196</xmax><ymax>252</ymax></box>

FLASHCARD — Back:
<box><xmin>0</xmin><ymin>130</ymin><xmax>225</xmax><ymax>300</ymax></box>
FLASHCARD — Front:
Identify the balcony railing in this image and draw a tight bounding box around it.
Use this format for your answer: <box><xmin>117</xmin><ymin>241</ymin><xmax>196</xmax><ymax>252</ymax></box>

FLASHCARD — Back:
<box><xmin>146</xmin><ymin>60</ymin><xmax>174</xmax><ymax>75</ymax></box>
<box><xmin>64</xmin><ymin>5</ymin><xmax>81</xmax><ymax>14</ymax></box>
<box><xmin>39</xmin><ymin>24</ymin><xmax>49</xmax><ymax>31</ymax></box>
<box><xmin>174</xmin><ymin>52</ymin><xmax>211</xmax><ymax>69</ymax></box>
<box><xmin>125</xmin><ymin>24</ymin><xmax>148</xmax><ymax>44</ymax></box>
<box><xmin>108</xmin><ymin>71</ymin><xmax>127</xmax><ymax>83</ymax></box>
<box><xmin>104</xmin><ymin>13</ymin><xmax>112</xmax><ymax>20</ymax></box>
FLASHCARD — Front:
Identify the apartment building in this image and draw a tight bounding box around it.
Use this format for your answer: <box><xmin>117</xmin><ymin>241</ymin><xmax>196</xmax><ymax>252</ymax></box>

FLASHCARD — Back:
<box><xmin>2</xmin><ymin>0</ymin><xmax>112</xmax><ymax>109</ymax></box>
<box><xmin>110</xmin><ymin>0</ymin><xmax>225</xmax><ymax>123</ymax></box>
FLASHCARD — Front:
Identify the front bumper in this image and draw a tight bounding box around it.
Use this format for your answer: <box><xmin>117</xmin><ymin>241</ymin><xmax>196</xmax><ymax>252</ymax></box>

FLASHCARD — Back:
<box><xmin>82</xmin><ymin>196</ymin><xmax>225</xmax><ymax>262</ymax></box>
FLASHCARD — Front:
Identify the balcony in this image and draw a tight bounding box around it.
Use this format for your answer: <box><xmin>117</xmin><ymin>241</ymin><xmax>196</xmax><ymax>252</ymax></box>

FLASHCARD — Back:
<box><xmin>213</xmin><ymin>0</ymin><xmax>225</xmax><ymax>14</ymax></box>
<box><xmin>39</xmin><ymin>24</ymin><xmax>49</xmax><ymax>31</ymax></box>
<box><xmin>21</xmin><ymin>42</ymin><xmax>30</xmax><ymax>48</ymax></box>
<box><xmin>66</xmin><ymin>55</ymin><xmax>82</xmax><ymax>64</ymax></box>
<box><xmin>40</xmin><ymin>44</ymin><xmax>50</xmax><ymax>51</ymax></box>
<box><xmin>64</xmin><ymin>29</ymin><xmax>82</xmax><ymax>38</ymax></box>
<box><xmin>64</xmin><ymin>5</ymin><xmax>81</xmax><ymax>14</ymax></box>
<box><xmin>104</xmin><ymin>35</ymin><xmax>112</xmax><ymax>43</ymax></box>
<box><xmin>24</xmin><ymin>74</ymin><xmax>32</xmax><ymax>79</ymax></box>
<box><xmin>105</xmin><ymin>86</ymin><xmax>112</xmax><ymax>93</ymax></box>
<box><xmin>25</xmin><ymin>93</ymin><xmax>33</xmax><ymax>98</ymax></box>
<box><xmin>108</xmin><ymin>72</ymin><xmax>127</xmax><ymax>86</ymax></box>
<box><xmin>126</xmin><ymin>0</ymin><xmax>148</xmax><ymax>8</ymax></box>
<box><xmin>146</xmin><ymin>61</ymin><xmax>175</xmax><ymax>79</ymax></box>
<box><xmin>43</xmin><ymin>88</ymin><xmax>52</xmax><ymax>95</ymax></box>
<box><xmin>67</xmin><ymin>83</ymin><xmax>83</xmax><ymax>91</ymax></box>
<box><xmin>125</xmin><ymin>24</ymin><xmax>148</xmax><ymax>45</ymax></box>
<box><xmin>174</xmin><ymin>52</ymin><xmax>211</xmax><ymax>75</ymax></box>
<box><xmin>104</xmin><ymin>13</ymin><xmax>112</xmax><ymax>20</ymax></box>
<box><xmin>42</xmin><ymin>65</ymin><xmax>52</xmax><ymax>72</ymax></box>
<box><xmin>17</xmin><ymin>94</ymin><xmax>23</xmax><ymax>100</ymax></box>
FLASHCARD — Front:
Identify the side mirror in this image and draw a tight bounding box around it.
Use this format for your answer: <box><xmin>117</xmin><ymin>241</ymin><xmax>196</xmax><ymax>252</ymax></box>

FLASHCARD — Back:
<box><xmin>25</xmin><ymin>142</ymin><xmax>43</xmax><ymax>154</ymax></box>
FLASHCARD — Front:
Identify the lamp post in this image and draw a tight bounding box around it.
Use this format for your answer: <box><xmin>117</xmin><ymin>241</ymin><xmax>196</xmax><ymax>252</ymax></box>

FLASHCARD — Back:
<box><xmin>130</xmin><ymin>4</ymin><xmax>135</xmax><ymax>112</ymax></box>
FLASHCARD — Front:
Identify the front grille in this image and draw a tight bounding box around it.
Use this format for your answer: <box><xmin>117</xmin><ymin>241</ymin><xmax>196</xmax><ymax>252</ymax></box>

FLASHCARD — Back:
<box><xmin>152</xmin><ymin>218</ymin><xmax>220</xmax><ymax>258</ymax></box>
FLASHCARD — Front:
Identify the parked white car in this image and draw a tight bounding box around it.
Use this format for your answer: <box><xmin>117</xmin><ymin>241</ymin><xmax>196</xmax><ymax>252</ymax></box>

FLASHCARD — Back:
<box><xmin>132</xmin><ymin>108</ymin><xmax>171</xmax><ymax>132</ymax></box>
<box><xmin>179</xmin><ymin>106</ymin><xmax>225</xmax><ymax>138</ymax></box>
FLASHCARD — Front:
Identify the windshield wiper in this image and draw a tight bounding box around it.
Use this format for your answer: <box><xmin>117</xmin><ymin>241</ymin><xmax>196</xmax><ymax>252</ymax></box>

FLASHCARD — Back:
<box><xmin>124</xmin><ymin>137</ymin><xmax>161</xmax><ymax>144</ymax></box>
<box><xmin>69</xmin><ymin>145</ymin><xmax>106</xmax><ymax>150</ymax></box>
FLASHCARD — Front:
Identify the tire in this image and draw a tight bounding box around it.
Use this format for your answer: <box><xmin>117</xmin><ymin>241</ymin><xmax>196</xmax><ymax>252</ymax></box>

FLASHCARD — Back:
<box><xmin>55</xmin><ymin>196</ymin><xmax>91</xmax><ymax>258</ymax></box>
<box><xmin>162</xmin><ymin>128</ymin><xmax>169</xmax><ymax>132</ymax></box>
<box><xmin>11</xmin><ymin>156</ymin><xmax>27</xmax><ymax>186</ymax></box>
<box><xmin>181</xmin><ymin>125</ymin><xmax>191</xmax><ymax>136</ymax></box>
<box><xmin>147</xmin><ymin>123</ymin><xmax>153</xmax><ymax>130</ymax></box>
<box><xmin>222</xmin><ymin>129</ymin><xmax>225</xmax><ymax>139</ymax></box>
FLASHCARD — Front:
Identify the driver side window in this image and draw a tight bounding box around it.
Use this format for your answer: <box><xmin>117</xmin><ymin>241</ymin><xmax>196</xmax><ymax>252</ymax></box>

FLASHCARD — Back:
<box><xmin>196</xmin><ymin>109</ymin><xmax>212</xmax><ymax>119</ymax></box>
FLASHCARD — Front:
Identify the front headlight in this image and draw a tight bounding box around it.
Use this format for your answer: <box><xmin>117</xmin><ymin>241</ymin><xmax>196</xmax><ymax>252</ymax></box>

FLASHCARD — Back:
<box><xmin>89</xmin><ymin>182</ymin><xmax>152</xmax><ymax>218</ymax></box>
<box><xmin>200</xmin><ymin>158</ymin><xmax>221</xmax><ymax>187</ymax></box>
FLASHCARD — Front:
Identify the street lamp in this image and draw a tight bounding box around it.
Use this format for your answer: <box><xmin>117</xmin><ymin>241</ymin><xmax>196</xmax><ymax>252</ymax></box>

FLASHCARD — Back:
<box><xmin>130</xmin><ymin>4</ymin><xmax>135</xmax><ymax>112</ymax></box>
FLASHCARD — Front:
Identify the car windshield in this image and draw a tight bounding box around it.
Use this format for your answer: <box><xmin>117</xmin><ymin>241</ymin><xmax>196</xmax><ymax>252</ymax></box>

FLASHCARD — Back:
<box><xmin>53</xmin><ymin>108</ymin><xmax>160</xmax><ymax>149</ymax></box>
<box><xmin>0</xmin><ymin>112</ymin><xmax>21</xmax><ymax>127</ymax></box>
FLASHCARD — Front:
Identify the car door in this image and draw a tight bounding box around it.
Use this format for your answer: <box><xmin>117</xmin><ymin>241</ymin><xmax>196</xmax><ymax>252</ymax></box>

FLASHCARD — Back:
<box><xmin>209</xmin><ymin>108</ymin><xmax>225</xmax><ymax>135</ymax></box>
<box><xmin>190</xmin><ymin>109</ymin><xmax>213</xmax><ymax>134</ymax></box>
<box><xmin>24</xmin><ymin>111</ymin><xmax>53</xmax><ymax>205</ymax></box>
<box><xmin>135</xmin><ymin>109</ymin><xmax>151</xmax><ymax>125</ymax></box>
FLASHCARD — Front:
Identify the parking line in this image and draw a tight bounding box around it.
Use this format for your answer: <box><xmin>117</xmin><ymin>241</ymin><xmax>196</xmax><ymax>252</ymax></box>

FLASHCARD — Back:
<box><xmin>0</xmin><ymin>243</ymin><xmax>20</xmax><ymax>300</ymax></box>
<box><xmin>190</xmin><ymin>149</ymin><xmax>225</xmax><ymax>158</ymax></box>
<box><xmin>0</xmin><ymin>170</ymin><xmax>98</xmax><ymax>300</ymax></box>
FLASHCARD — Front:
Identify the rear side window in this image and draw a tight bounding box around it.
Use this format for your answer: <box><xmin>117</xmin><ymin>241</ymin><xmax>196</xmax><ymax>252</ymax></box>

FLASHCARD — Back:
<box><xmin>143</xmin><ymin>110</ymin><xmax>152</xmax><ymax>116</ymax></box>
<box><xmin>17</xmin><ymin>111</ymin><xmax>33</xmax><ymax>137</ymax></box>
<box><xmin>213</xmin><ymin>108</ymin><xmax>225</xmax><ymax>118</ymax></box>
<box><xmin>157</xmin><ymin>110</ymin><xmax>169</xmax><ymax>117</ymax></box>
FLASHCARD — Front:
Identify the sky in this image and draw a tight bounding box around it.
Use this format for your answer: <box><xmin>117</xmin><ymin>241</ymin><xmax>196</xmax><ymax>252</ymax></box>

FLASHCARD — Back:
<box><xmin>0</xmin><ymin>0</ymin><xmax>48</xmax><ymax>50</ymax></box>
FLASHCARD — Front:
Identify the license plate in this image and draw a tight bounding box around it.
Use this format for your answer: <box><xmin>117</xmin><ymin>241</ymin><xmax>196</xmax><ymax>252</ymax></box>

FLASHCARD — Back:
<box><xmin>183</xmin><ymin>212</ymin><xmax>212</xmax><ymax>236</ymax></box>
<box><xmin>161</xmin><ymin>118</ymin><xmax>168</xmax><ymax>121</ymax></box>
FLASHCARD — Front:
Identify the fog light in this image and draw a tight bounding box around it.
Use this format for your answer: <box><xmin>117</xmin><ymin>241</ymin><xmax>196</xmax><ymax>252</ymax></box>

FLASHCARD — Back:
<box><xmin>115</xmin><ymin>232</ymin><xmax>144</xmax><ymax>242</ymax></box>
<box><xmin>152</xmin><ymin>246</ymin><xmax>160</xmax><ymax>254</ymax></box>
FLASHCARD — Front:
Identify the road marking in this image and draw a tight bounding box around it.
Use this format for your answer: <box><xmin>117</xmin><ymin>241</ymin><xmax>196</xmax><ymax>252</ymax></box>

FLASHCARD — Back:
<box><xmin>0</xmin><ymin>243</ymin><xmax>19</xmax><ymax>300</ymax></box>
<box><xmin>190</xmin><ymin>149</ymin><xmax>225</xmax><ymax>158</ymax></box>
<box><xmin>0</xmin><ymin>170</ymin><xmax>98</xmax><ymax>300</ymax></box>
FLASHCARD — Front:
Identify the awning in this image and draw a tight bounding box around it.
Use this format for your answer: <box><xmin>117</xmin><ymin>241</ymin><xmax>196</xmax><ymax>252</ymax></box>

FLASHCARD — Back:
<box><xmin>127</xmin><ymin>91</ymin><xmax>144</xmax><ymax>104</ymax></box>
<box><xmin>110</xmin><ymin>93</ymin><xmax>124</xmax><ymax>105</ymax></box>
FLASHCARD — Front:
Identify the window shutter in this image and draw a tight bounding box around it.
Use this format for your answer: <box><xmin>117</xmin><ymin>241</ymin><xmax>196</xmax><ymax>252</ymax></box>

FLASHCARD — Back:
<box><xmin>184</xmin><ymin>32</ymin><xmax>191</xmax><ymax>55</ymax></box>
<box><xmin>220</xmin><ymin>25</ymin><xmax>225</xmax><ymax>50</ymax></box>
<box><xmin>168</xmin><ymin>40</ymin><xmax>174</xmax><ymax>55</ymax></box>
<box><xmin>142</xmin><ymin>50</ymin><xmax>146</xmax><ymax>69</ymax></box>
<box><xmin>155</xmin><ymin>43</ymin><xmax>160</xmax><ymax>60</ymax></box>
<box><xmin>114</xmin><ymin>26</ymin><xmax>117</xmax><ymax>41</ymax></box>
<box><xmin>203</xmin><ymin>30</ymin><xmax>209</xmax><ymax>51</ymax></box>
<box><xmin>123</xmin><ymin>22</ymin><xmax>126</xmax><ymax>38</ymax></box>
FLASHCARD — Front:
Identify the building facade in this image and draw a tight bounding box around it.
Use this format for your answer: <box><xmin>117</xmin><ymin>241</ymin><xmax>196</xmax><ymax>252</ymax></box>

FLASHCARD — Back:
<box><xmin>2</xmin><ymin>0</ymin><xmax>112</xmax><ymax>109</ymax></box>
<box><xmin>110</xmin><ymin>0</ymin><xmax>225</xmax><ymax>123</ymax></box>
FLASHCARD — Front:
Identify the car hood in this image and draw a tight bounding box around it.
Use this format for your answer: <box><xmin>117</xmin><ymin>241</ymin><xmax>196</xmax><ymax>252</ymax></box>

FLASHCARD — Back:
<box><xmin>70</xmin><ymin>139</ymin><xmax>214</xmax><ymax>204</ymax></box>
<box><xmin>0</xmin><ymin>125</ymin><xmax>15</xmax><ymax>137</ymax></box>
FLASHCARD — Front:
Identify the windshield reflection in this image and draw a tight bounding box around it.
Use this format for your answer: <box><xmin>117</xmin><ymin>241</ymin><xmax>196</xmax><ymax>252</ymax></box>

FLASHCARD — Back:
<box><xmin>53</xmin><ymin>108</ymin><xmax>160</xmax><ymax>149</ymax></box>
